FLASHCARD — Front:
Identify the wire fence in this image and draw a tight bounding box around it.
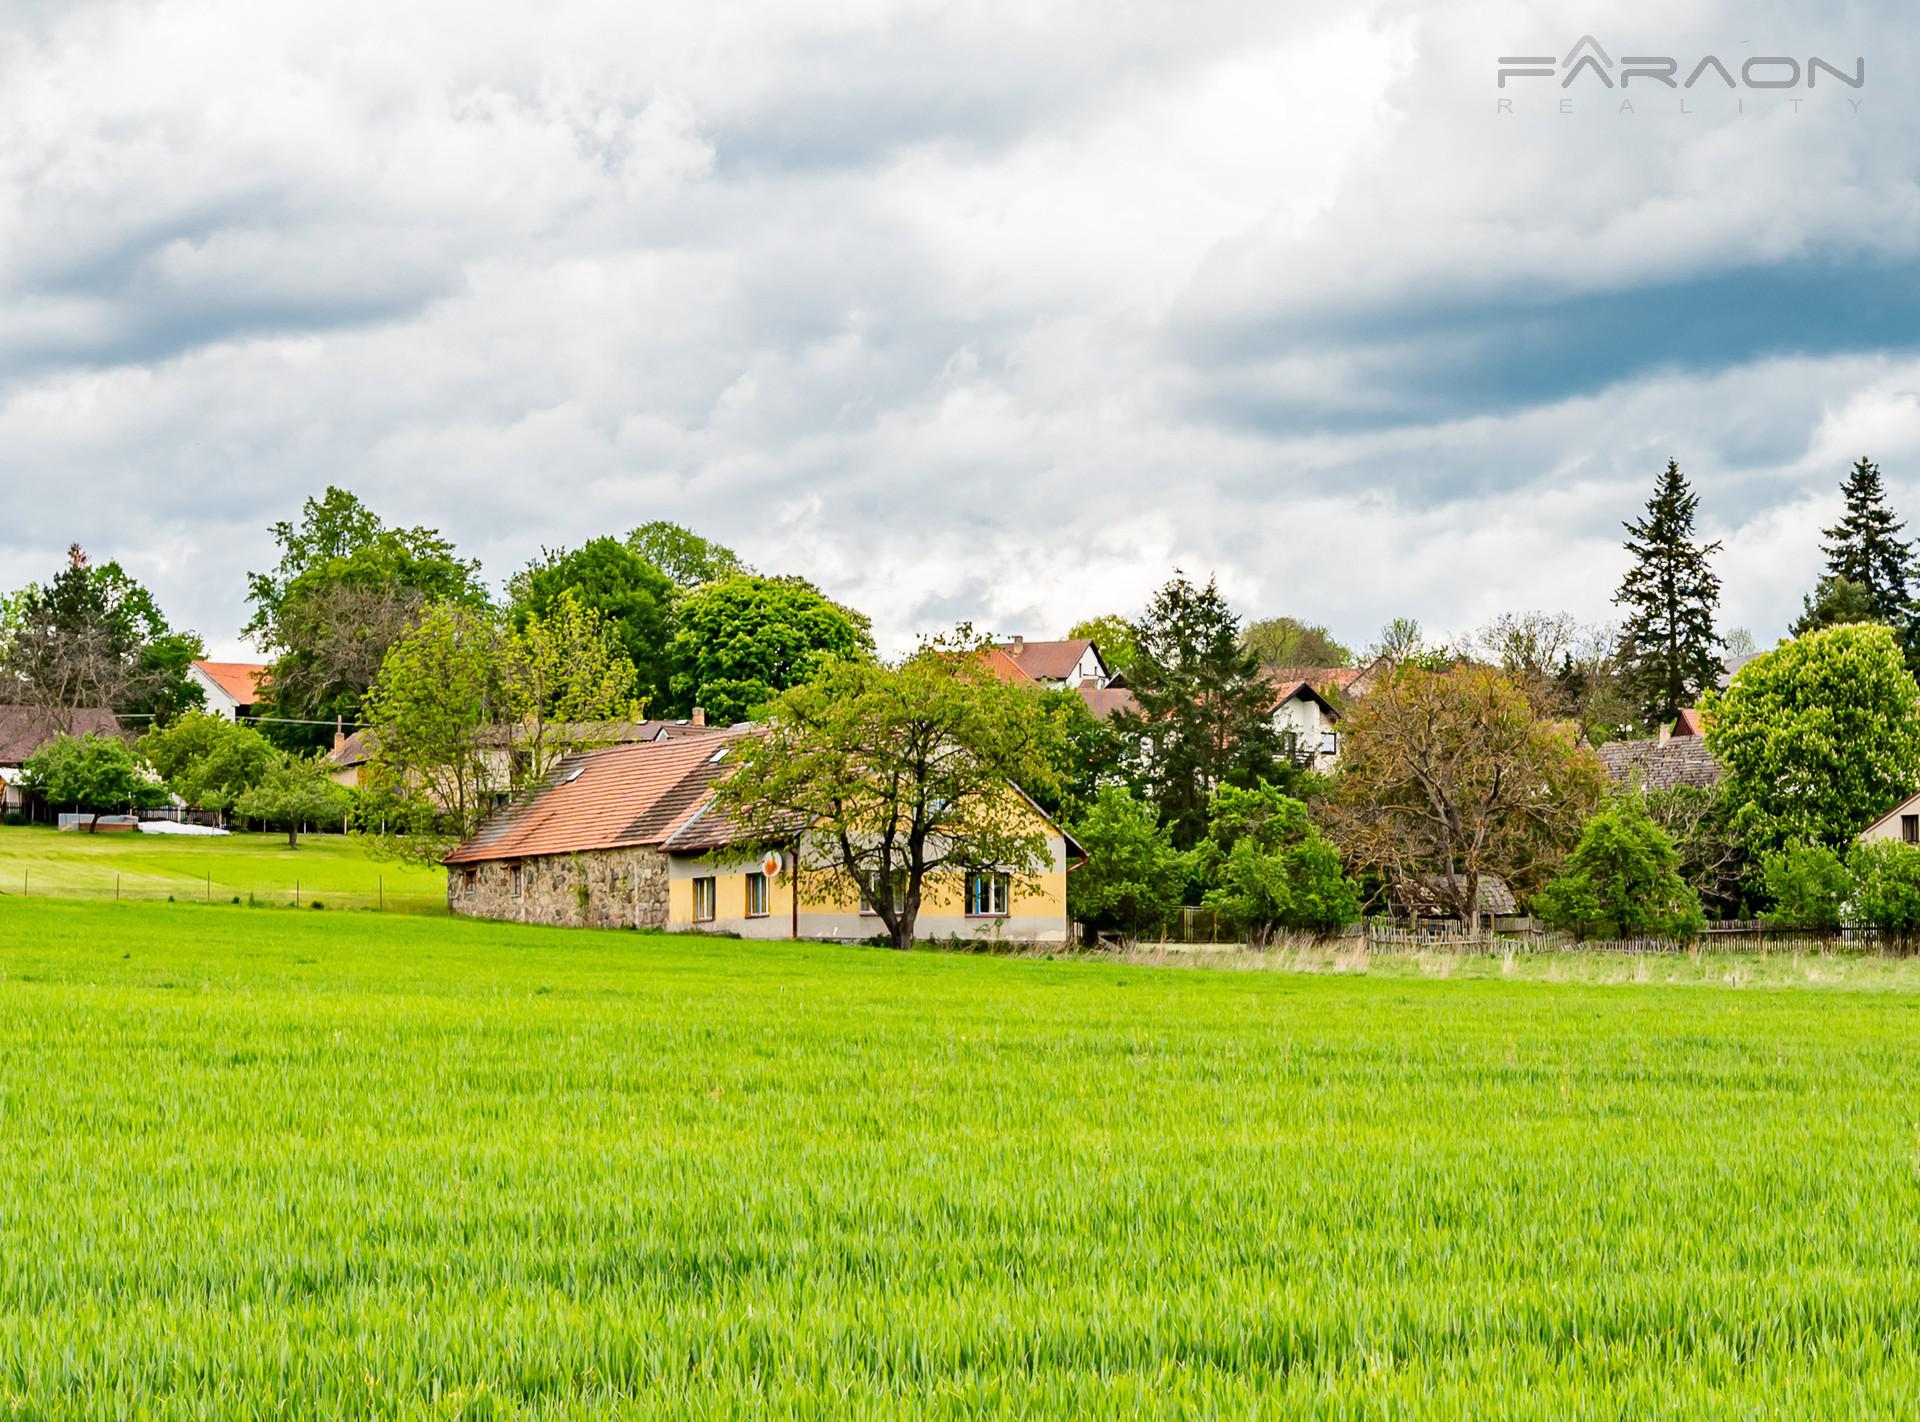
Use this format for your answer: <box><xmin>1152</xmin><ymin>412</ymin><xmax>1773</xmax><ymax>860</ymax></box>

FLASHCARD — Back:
<box><xmin>0</xmin><ymin>868</ymin><xmax>445</xmax><ymax>915</ymax></box>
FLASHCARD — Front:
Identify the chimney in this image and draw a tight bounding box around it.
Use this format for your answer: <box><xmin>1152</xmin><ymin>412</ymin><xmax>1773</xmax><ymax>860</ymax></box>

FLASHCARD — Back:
<box><xmin>1009</xmin><ymin>635</ymin><xmax>1024</xmax><ymax>654</ymax></box>
<box><xmin>333</xmin><ymin>715</ymin><xmax>346</xmax><ymax>752</ymax></box>
<box><xmin>691</xmin><ymin>706</ymin><xmax>706</xmax><ymax>728</ymax></box>
<box><xmin>1657</xmin><ymin>721</ymin><xmax>1671</xmax><ymax>744</ymax></box>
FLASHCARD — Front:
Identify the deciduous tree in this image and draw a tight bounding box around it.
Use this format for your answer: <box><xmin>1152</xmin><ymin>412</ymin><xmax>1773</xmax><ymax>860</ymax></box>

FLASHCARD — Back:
<box><xmin>1196</xmin><ymin>781</ymin><xmax>1358</xmax><ymax>942</ymax></box>
<box><xmin>714</xmin><ymin>646</ymin><xmax>1063</xmax><ymax>949</ymax></box>
<box><xmin>1327</xmin><ymin>666</ymin><xmax>1605</xmax><ymax>923</ymax></box>
<box><xmin>1065</xmin><ymin>614</ymin><xmax>1139</xmax><ymax>679</ymax></box>
<box><xmin>1242</xmin><ymin>616</ymin><xmax>1352</xmax><ymax>670</ymax></box>
<box><xmin>1532</xmin><ymin>795</ymin><xmax>1704</xmax><ymax>940</ymax></box>
<box><xmin>668</xmin><ymin>574</ymin><xmax>873</xmax><ymax>725</ymax></box>
<box><xmin>20</xmin><ymin>733</ymin><xmax>167</xmax><ymax>830</ymax></box>
<box><xmin>626</xmin><ymin>521</ymin><xmax>748</xmax><ymax>588</ymax></box>
<box><xmin>509</xmin><ymin>538</ymin><xmax>671</xmax><ymax>709</ymax></box>
<box><xmin>1704</xmin><ymin>623</ymin><xmax>1920</xmax><ymax>853</ymax></box>
<box><xmin>1066</xmin><ymin>785</ymin><xmax>1189</xmax><ymax>943</ymax></box>
<box><xmin>140</xmin><ymin>711</ymin><xmax>277</xmax><ymax>813</ymax></box>
<box><xmin>233</xmin><ymin>752</ymin><xmax>353</xmax><ymax>848</ymax></box>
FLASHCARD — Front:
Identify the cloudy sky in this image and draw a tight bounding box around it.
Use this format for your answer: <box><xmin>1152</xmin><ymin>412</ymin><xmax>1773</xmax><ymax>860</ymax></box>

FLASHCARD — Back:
<box><xmin>0</xmin><ymin>0</ymin><xmax>1910</xmax><ymax>658</ymax></box>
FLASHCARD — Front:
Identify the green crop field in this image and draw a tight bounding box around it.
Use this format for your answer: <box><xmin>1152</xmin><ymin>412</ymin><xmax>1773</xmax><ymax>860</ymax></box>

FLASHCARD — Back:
<box><xmin>0</xmin><ymin>824</ymin><xmax>445</xmax><ymax>912</ymax></box>
<box><xmin>4</xmin><ymin>901</ymin><xmax>1920</xmax><ymax>1418</ymax></box>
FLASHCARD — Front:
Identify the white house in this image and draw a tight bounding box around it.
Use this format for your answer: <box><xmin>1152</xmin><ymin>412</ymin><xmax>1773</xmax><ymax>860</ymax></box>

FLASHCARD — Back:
<box><xmin>992</xmin><ymin>637</ymin><xmax>1110</xmax><ymax>689</ymax></box>
<box><xmin>1269</xmin><ymin>679</ymin><xmax>1341</xmax><ymax>769</ymax></box>
<box><xmin>187</xmin><ymin>661</ymin><xmax>269</xmax><ymax>721</ymax></box>
<box><xmin>1859</xmin><ymin>792</ymin><xmax>1920</xmax><ymax>846</ymax></box>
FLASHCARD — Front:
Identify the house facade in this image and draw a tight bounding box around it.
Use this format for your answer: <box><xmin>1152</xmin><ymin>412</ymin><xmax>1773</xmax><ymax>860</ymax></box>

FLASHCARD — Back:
<box><xmin>992</xmin><ymin>637</ymin><xmax>1109</xmax><ymax>688</ymax></box>
<box><xmin>1859</xmin><ymin>792</ymin><xmax>1920</xmax><ymax>846</ymax></box>
<box><xmin>443</xmin><ymin>730</ymin><xmax>1082</xmax><ymax>943</ymax></box>
<box><xmin>1267</xmin><ymin>678</ymin><xmax>1341</xmax><ymax>769</ymax></box>
<box><xmin>187</xmin><ymin>661</ymin><xmax>269</xmax><ymax>721</ymax></box>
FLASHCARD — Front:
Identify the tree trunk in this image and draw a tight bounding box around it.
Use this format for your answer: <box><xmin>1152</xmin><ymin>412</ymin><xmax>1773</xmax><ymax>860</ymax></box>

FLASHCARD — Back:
<box><xmin>287</xmin><ymin>822</ymin><xmax>300</xmax><ymax>849</ymax></box>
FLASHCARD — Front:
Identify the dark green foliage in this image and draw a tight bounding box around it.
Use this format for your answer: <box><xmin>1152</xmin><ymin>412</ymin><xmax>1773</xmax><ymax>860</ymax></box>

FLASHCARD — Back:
<box><xmin>1821</xmin><ymin>458</ymin><xmax>1916</xmax><ymax>629</ymax></box>
<box><xmin>1790</xmin><ymin>575</ymin><xmax>1877</xmax><ymax>638</ymax></box>
<box><xmin>1533</xmin><ymin>795</ymin><xmax>1705</xmax><ymax>940</ymax></box>
<box><xmin>1065</xmin><ymin>786</ymin><xmax>1190</xmax><ymax>942</ymax></box>
<box><xmin>20</xmin><ymin>733</ymin><xmax>168</xmax><ymax>828</ymax></box>
<box><xmin>1114</xmin><ymin>574</ymin><xmax>1290</xmax><ymax>849</ymax></box>
<box><xmin>1760</xmin><ymin>843</ymin><xmax>1850</xmax><ymax>934</ymax></box>
<box><xmin>511</xmin><ymin>539</ymin><xmax>671</xmax><ymax>711</ymax></box>
<box><xmin>1065</xmin><ymin>615</ymin><xmax>1138</xmax><ymax>678</ymax></box>
<box><xmin>1028</xmin><ymin>689</ymin><xmax>1140</xmax><ymax>826</ymax></box>
<box><xmin>1643</xmin><ymin>783</ymin><xmax>1749</xmax><ymax>920</ymax></box>
<box><xmin>1195</xmin><ymin>781</ymin><xmax>1359</xmax><ymax>940</ymax></box>
<box><xmin>2</xmin><ymin>545</ymin><xmax>206</xmax><ymax>723</ymax></box>
<box><xmin>667</xmin><ymin>575</ymin><xmax>873</xmax><ymax>725</ymax></box>
<box><xmin>232</xmin><ymin>753</ymin><xmax>354</xmax><ymax>849</ymax></box>
<box><xmin>1614</xmin><ymin>459</ymin><xmax>1724</xmax><ymax>725</ymax></box>
<box><xmin>245</xmin><ymin>487</ymin><xmax>487</xmax><ymax>733</ymax></box>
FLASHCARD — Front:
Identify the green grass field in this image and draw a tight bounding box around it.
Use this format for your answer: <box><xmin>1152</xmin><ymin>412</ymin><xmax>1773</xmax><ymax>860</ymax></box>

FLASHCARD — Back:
<box><xmin>5</xmin><ymin>900</ymin><xmax>1920</xmax><ymax>1418</ymax></box>
<box><xmin>0</xmin><ymin>824</ymin><xmax>445</xmax><ymax>912</ymax></box>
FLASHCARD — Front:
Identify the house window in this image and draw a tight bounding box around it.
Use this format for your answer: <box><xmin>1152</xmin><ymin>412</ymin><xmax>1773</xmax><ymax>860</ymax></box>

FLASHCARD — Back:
<box><xmin>966</xmin><ymin>871</ymin><xmax>1010</xmax><ymax>917</ymax></box>
<box><xmin>860</xmin><ymin>872</ymin><xmax>907</xmax><ymax>916</ymax></box>
<box><xmin>510</xmin><ymin>863</ymin><xmax>524</xmax><ymax>897</ymax></box>
<box><xmin>692</xmin><ymin>876</ymin><xmax>716</xmax><ymax>922</ymax></box>
<box><xmin>462</xmin><ymin>869</ymin><xmax>476</xmax><ymax>890</ymax></box>
<box><xmin>1903</xmin><ymin>814</ymin><xmax>1918</xmax><ymax>844</ymax></box>
<box><xmin>746</xmin><ymin>871</ymin><xmax>768</xmax><ymax>918</ymax></box>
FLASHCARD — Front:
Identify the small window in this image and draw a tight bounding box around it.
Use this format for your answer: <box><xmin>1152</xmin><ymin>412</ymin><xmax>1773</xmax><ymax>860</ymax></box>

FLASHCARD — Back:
<box><xmin>1902</xmin><ymin>814</ymin><xmax>1918</xmax><ymax>844</ymax></box>
<box><xmin>692</xmin><ymin>876</ymin><xmax>716</xmax><ymax>922</ymax></box>
<box><xmin>745</xmin><ymin>871</ymin><xmax>768</xmax><ymax>917</ymax></box>
<box><xmin>510</xmin><ymin>864</ymin><xmax>524</xmax><ymax>897</ymax></box>
<box><xmin>462</xmin><ymin>869</ymin><xmax>476</xmax><ymax>890</ymax></box>
<box><xmin>860</xmin><ymin>873</ymin><xmax>906</xmax><ymax>916</ymax></box>
<box><xmin>966</xmin><ymin>871</ymin><xmax>1010</xmax><ymax>917</ymax></box>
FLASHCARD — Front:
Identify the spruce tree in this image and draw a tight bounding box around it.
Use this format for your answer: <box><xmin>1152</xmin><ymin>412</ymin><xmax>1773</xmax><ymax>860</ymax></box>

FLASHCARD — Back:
<box><xmin>1820</xmin><ymin>457</ymin><xmax>1916</xmax><ymax>628</ymax></box>
<box><xmin>1614</xmin><ymin>459</ymin><xmax>1724</xmax><ymax>726</ymax></box>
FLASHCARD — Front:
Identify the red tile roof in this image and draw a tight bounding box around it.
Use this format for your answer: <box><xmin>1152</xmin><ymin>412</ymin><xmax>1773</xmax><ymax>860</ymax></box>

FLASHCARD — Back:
<box><xmin>1672</xmin><ymin>707</ymin><xmax>1706</xmax><ymax>737</ymax></box>
<box><xmin>193</xmin><ymin>660</ymin><xmax>269</xmax><ymax>706</ymax></box>
<box><xmin>1077</xmin><ymin>684</ymin><xmax>1139</xmax><ymax>720</ymax></box>
<box><xmin>973</xmin><ymin>646</ymin><xmax>1037</xmax><ymax>686</ymax></box>
<box><xmin>0</xmin><ymin>705</ymin><xmax>122</xmax><ymax>765</ymax></box>
<box><xmin>995</xmin><ymin>638</ymin><xmax>1096</xmax><ymax>682</ymax></box>
<box><xmin>444</xmin><ymin>728</ymin><xmax>759</xmax><ymax>865</ymax></box>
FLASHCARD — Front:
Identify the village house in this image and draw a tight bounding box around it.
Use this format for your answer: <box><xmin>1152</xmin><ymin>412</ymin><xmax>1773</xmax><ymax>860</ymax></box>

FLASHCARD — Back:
<box><xmin>442</xmin><ymin>728</ymin><xmax>1082</xmax><ymax>943</ymax></box>
<box><xmin>1858</xmin><ymin>791</ymin><xmax>1920</xmax><ymax>846</ymax></box>
<box><xmin>325</xmin><ymin>713</ymin><xmax>724</xmax><ymax>793</ymax></box>
<box><xmin>1265</xmin><ymin>677</ymin><xmax>1342</xmax><ymax>769</ymax></box>
<box><xmin>978</xmin><ymin>637</ymin><xmax>1139</xmax><ymax>720</ymax></box>
<box><xmin>1596</xmin><ymin>722</ymin><xmax>1722</xmax><ymax>791</ymax></box>
<box><xmin>0</xmin><ymin>704</ymin><xmax>122</xmax><ymax>817</ymax></box>
<box><xmin>186</xmin><ymin>660</ymin><xmax>269</xmax><ymax>721</ymax></box>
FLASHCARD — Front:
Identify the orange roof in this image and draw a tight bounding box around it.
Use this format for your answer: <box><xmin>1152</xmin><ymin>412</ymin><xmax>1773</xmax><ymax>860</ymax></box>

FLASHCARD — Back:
<box><xmin>1672</xmin><ymin>707</ymin><xmax>1706</xmax><ymax>737</ymax></box>
<box><xmin>973</xmin><ymin>646</ymin><xmax>1037</xmax><ymax>685</ymax></box>
<box><xmin>1077</xmin><ymin>684</ymin><xmax>1138</xmax><ymax>720</ymax></box>
<box><xmin>444</xmin><ymin>727</ymin><xmax>759</xmax><ymax>865</ymax></box>
<box><xmin>194</xmin><ymin>660</ymin><xmax>269</xmax><ymax>705</ymax></box>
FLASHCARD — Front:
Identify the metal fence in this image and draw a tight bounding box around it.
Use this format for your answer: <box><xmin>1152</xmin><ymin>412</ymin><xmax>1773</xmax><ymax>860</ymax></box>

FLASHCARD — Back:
<box><xmin>0</xmin><ymin>869</ymin><xmax>444</xmax><ymax>915</ymax></box>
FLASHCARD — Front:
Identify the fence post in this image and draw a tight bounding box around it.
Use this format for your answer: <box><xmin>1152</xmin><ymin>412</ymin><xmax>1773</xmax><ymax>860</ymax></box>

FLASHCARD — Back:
<box><xmin>116</xmin><ymin>872</ymin><xmax>120</xmax><ymax>903</ymax></box>
<box><xmin>206</xmin><ymin>870</ymin><xmax>211</xmax><ymax>904</ymax></box>
<box><xmin>379</xmin><ymin>875</ymin><xmax>384</xmax><ymax>912</ymax></box>
<box><xmin>295</xmin><ymin>880</ymin><xmax>300</xmax><ymax>909</ymax></box>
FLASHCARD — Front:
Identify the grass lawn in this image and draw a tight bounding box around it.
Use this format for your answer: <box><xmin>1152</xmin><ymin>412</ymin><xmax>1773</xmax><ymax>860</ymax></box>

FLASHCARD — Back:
<box><xmin>5</xmin><ymin>901</ymin><xmax>1920</xmax><ymax>1417</ymax></box>
<box><xmin>0</xmin><ymin>823</ymin><xmax>445</xmax><ymax>912</ymax></box>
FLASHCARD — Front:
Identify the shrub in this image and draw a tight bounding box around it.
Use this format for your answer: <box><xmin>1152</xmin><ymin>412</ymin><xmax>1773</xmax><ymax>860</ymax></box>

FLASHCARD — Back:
<box><xmin>1847</xmin><ymin>841</ymin><xmax>1920</xmax><ymax>947</ymax></box>
<box><xmin>1196</xmin><ymin>781</ymin><xmax>1359</xmax><ymax>943</ymax></box>
<box><xmin>1760</xmin><ymin>843</ymin><xmax>1850</xmax><ymax>934</ymax></box>
<box><xmin>1534</xmin><ymin>795</ymin><xmax>1704</xmax><ymax>941</ymax></box>
<box><xmin>1067</xmin><ymin>787</ymin><xmax>1190</xmax><ymax>943</ymax></box>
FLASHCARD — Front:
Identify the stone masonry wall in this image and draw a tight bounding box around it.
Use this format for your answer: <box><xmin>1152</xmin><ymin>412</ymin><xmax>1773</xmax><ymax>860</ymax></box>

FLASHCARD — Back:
<box><xmin>447</xmin><ymin>846</ymin><xmax>671</xmax><ymax>929</ymax></box>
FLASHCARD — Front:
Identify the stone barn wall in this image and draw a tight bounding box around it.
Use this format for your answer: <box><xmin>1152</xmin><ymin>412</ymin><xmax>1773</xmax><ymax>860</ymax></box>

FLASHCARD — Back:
<box><xmin>447</xmin><ymin>846</ymin><xmax>671</xmax><ymax>929</ymax></box>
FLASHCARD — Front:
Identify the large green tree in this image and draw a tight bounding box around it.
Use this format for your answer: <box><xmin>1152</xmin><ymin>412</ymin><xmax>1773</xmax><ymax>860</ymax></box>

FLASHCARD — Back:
<box><xmin>1532</xmin><ymin>795</ymin><xmax>1704</xmax><ymax>941</ymax></box>
<box><xmin>1065</xmin><ymin>786</ymin><xmax>1189</xmax><ymax>944</ymax></box>
<box><xmin>246</xmin><ymin>488</ymin><xmax>487</xmax><ymax>734</ymax></box>
<box><xmin>140</xmin><ymin>711</ymin><xmax>278</xmax><ymax>812</ymax></box>
<box><xmin>1790</xmin><ymin>575</ymin><xmax>1877</xmax><ymax>639</ymax></box>
<box><xmin>233</xmin><ymin>752</ymin><xmax>354</xmax><ymax>848</ymax></box>
<box><xmin>714</xmin><ymin>646</ymin><xmax>1063</xmax><ymax>949</ymax></box>
<box><xmin>1821</xmin><ymin>457</ymin><xmax>1916</xmax><ymax>630</ymax></box>
<box><xmin>20</xmin><ymin>732</ymin><xmax>167</xmax><ymax>830</ymax></box>
<box><xmin>1614</xmin><ymin>459</ymin><xmax>1724</xmax><ymax>725</ymax></box>
<box><xmin>510</xmin><ymin>538</ymin><xmax>672</xmax><ymax>710</ymax></box>
<box><xmin>1704</xmin><ymin>622</ymin><xmax>1920</xmax><ymax>853</ymax></box>
<box><xmin>2</xmin><ymin>545</ymin><xmax>205</xmax><ymax>726</ymax></box>
<box><xmin>1195</xmin><ymin>781</ymin><xmax>1359</xmax><ymax>942</ymax></box>
<box><xmin>502</xmin><ymin>589</ymin><xmax>645</xmax><ymax>786</ymax></box>
<box><xmin>1113</xmin><ymin>574</ymin><xmax>1291</xmax><ymax>848</ymax></box>
<box><xmin>668</xmin><ymin>574</ymin><xmax>873</xmax><ymax>725</ymax></box>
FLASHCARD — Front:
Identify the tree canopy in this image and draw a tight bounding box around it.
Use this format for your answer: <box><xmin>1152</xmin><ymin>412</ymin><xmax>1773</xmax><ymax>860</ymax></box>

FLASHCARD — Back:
<box><xmin>1821</xmin><ymin>458</ymin><xmax>1915</xmax><ymax>631</ymax></box>
<box><xmin>233</xmin><ymin>752</ymin><xmax>353</xmax><ymax>848</ymax></box>
<box><xmin>1195</xmin><ymin>781</ymin><xmax>1358</xmax><ymax>941</ymax></box>
<box><xmin>1532</xmin><ymin>795</ymin><xmax>1704</xmax><ymax>941</ymax></box>
<box><xmin>1328</xmin><ymin>665</ymin><xmax>1605</xmax><ymax>923</ymax></box>
<box><xmin>1242</xmin><ymin>616</ymin><xmax>1352</xmax><ymax>670</ymax></box>
<box><xmin>1065</xmin><ymin>785</ymin><xmax>1188</xmax><ymax>943</ymax></box>
<box><xmin>667</xmin><ymin>574</ymin><xmax>873</xmax><ymax>725</ymax></box>
<box><xmin>140</xmin><ymin>711</ymin><xmax>277</xmax><ymax>812</ymax></box>
<box><xmin>510</xmin><ymin>538</ymin><xmax>671</xmax><ymax>710</ymax></box>
<box><xmin>21</xmin><ymin>732</ymin><xmax>167</xmax><ymax>829</ymax></box>
<box><xmin>1614</xmin><ymin>459</ymin><xmax>1724</xmax><ymax>725</ymax></box>
<box><xmin>1704</xmin><ymin>622</ymin><xmax>1920</xmax><ymax>853</ymax></box>
<box><xmin>245</xmin><ymin>487</ymin><xmax>487</xmax><ymax>731</ymax></box>
<box><xmin>714</xmin><ymin>646</ymin><xmax>1063</xmax><ymax>949</ymax></box>
<box><xmin>1113</xmin><ymin>574</ymin><xmax>1290</xmax><ymax>848</ymax></box>
<box><xmin>1</xmin><ymin>545</ymin><xmax>205</xmax><ymax>726</ymax></box>
<box><xmin>626</xmin><ymin>521</ymin><xmax>748</xmax><ymax>588</ymax></box>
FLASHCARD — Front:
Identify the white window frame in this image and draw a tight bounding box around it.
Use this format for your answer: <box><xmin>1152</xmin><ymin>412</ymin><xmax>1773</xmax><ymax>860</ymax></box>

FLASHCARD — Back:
<box><xmin>693</xmin><ymin>876</ymin><xmax>716</xmax><ymax>922</ymax></box>
<box><xmin>966</xmin><ymin>871</ymin><xmax>1010</xmax><ymax>918</ymax></box>
<box><xmin>745</xmin><ymin>871</ymin><xmax>768</xmax><ymax>918</ymax></box>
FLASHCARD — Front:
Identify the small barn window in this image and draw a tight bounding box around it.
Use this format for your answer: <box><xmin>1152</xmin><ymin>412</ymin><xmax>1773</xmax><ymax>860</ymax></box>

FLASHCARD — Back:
<box><xmin>511</xmin><ymin>864</ymin><xmax>524</xmax><ymax>897</ymax></box>
<box><xmin>745</xmin><ymin>872</ymin><xmax>768</xmax><ymax>918</ymax></box>
<box><xmin>693</xmin><ymin>876</ymin><xmax>716</xmax><ymax>921</ymax></box>
<box><xmin>1903</xmin><ymin>814</ymin><xmax>1918</xmax><ymax>844</ymax></box>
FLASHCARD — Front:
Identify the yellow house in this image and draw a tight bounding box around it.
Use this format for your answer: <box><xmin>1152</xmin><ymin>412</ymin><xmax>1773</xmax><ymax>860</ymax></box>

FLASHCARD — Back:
<box><xmin>444</xmin><ymin>728</ymin><xmax>1083</xmax><ymax>943</ymax></box>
